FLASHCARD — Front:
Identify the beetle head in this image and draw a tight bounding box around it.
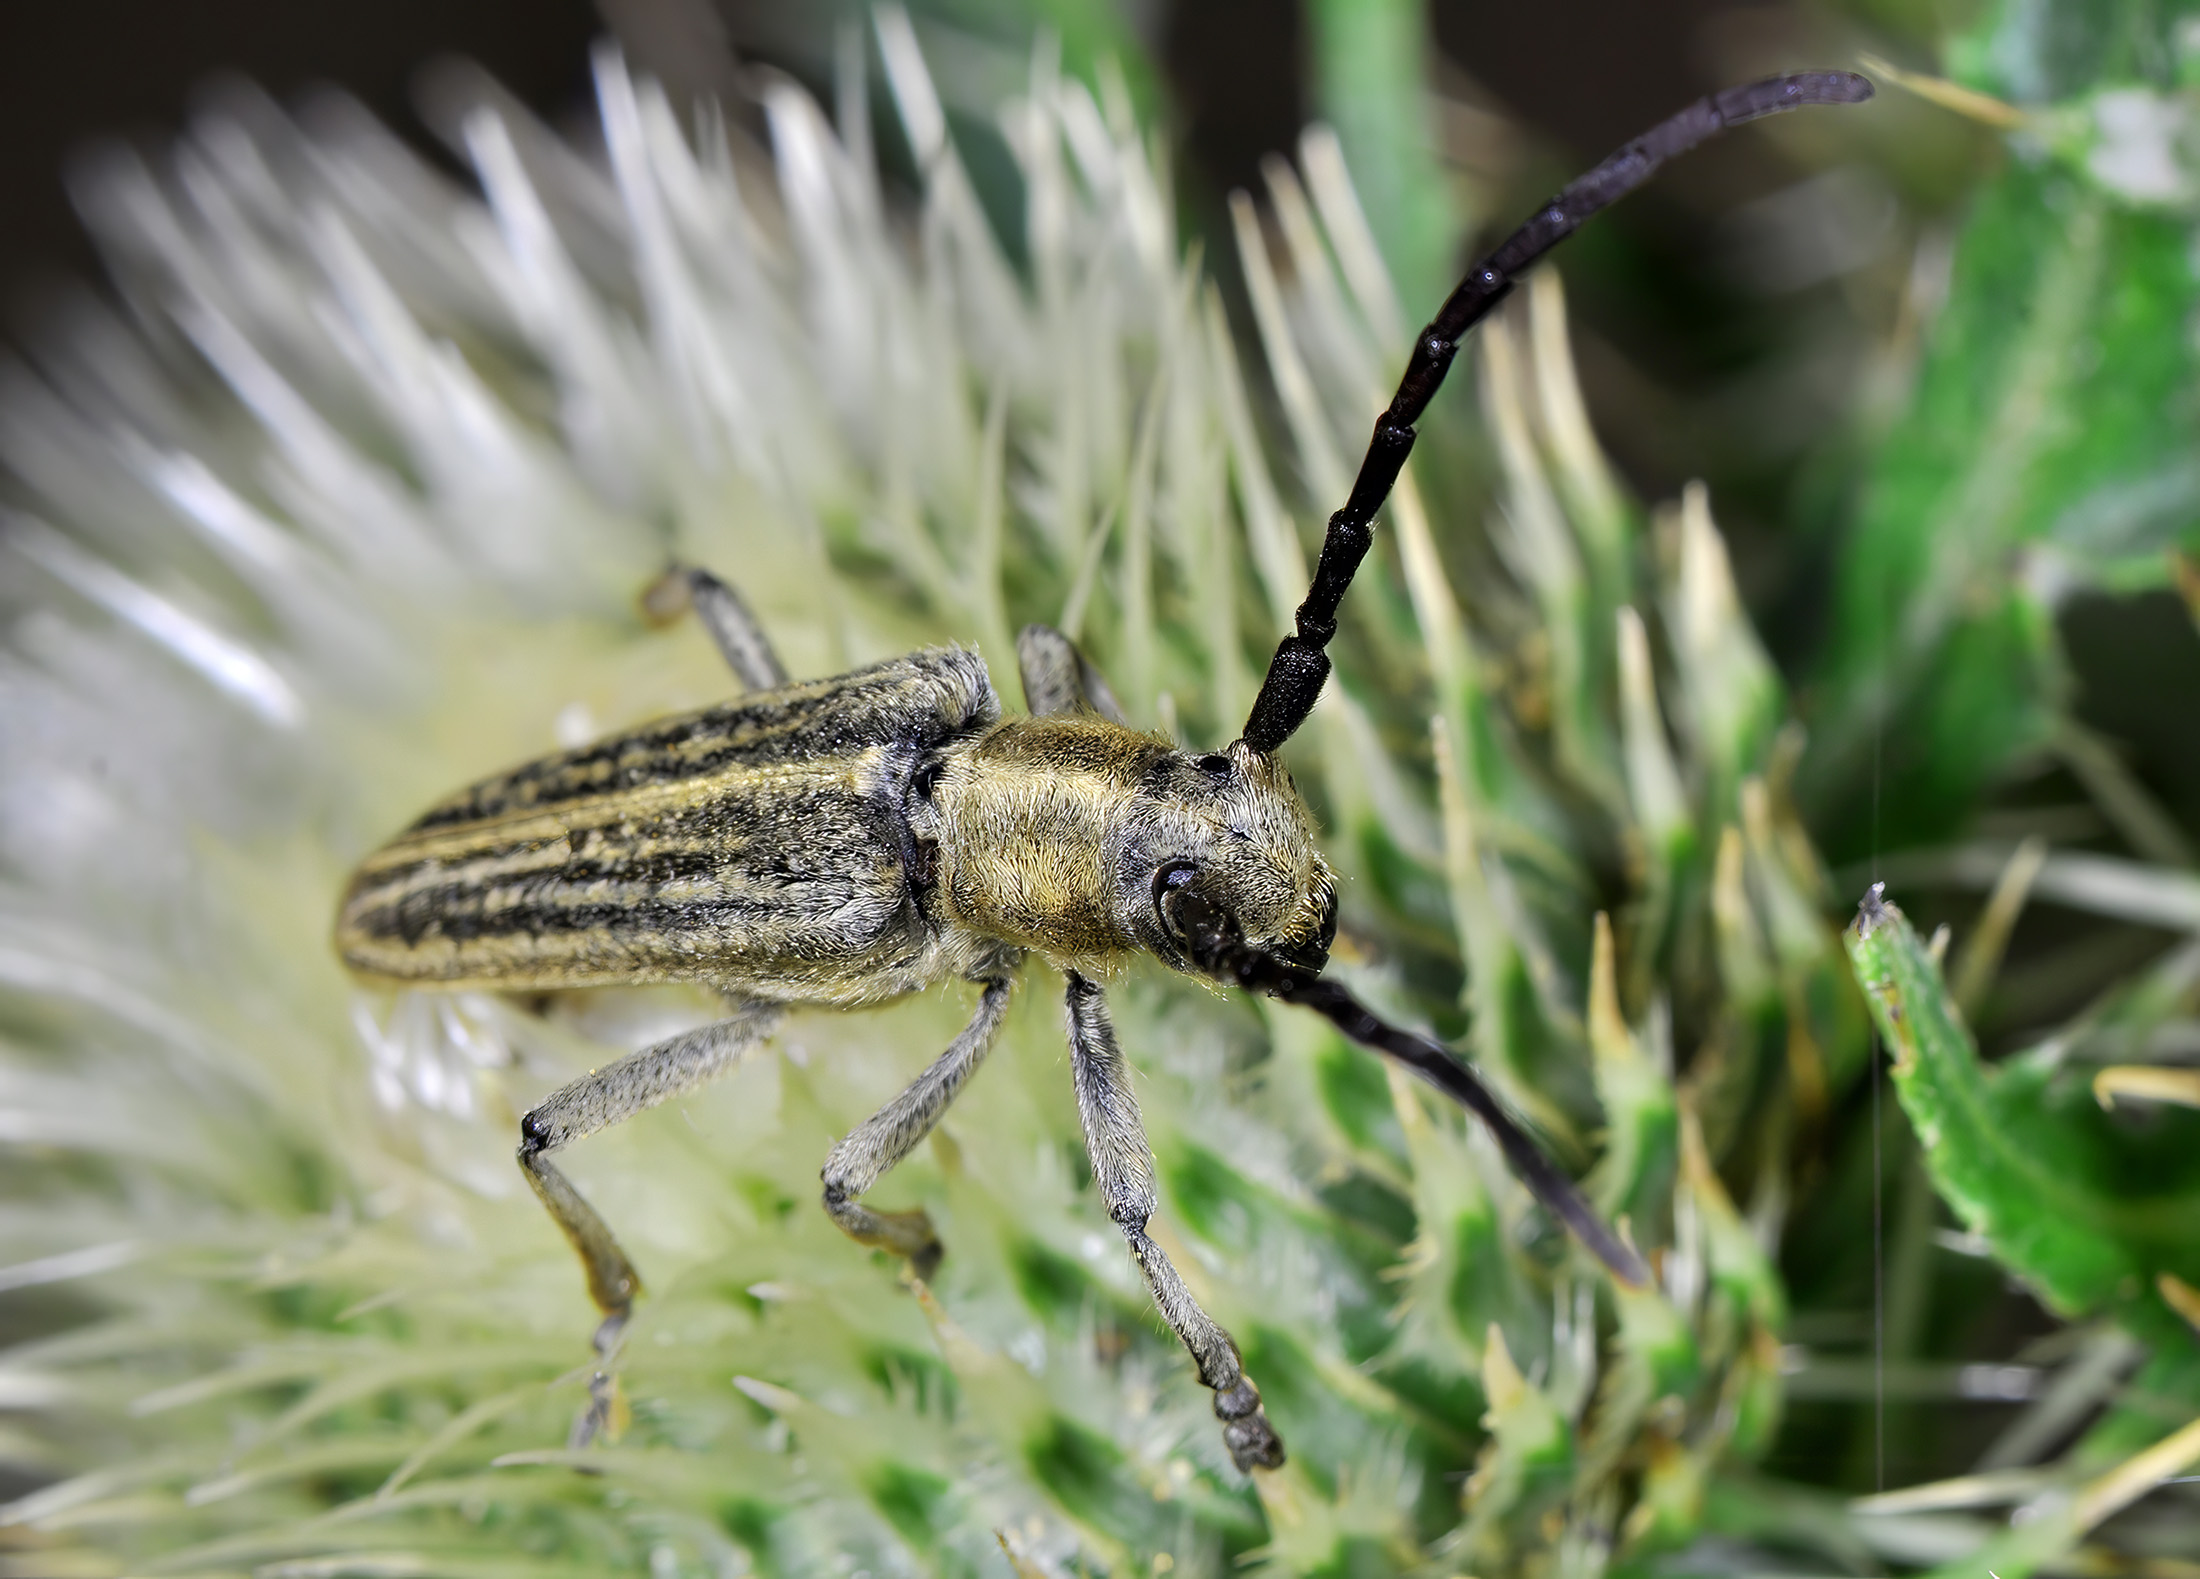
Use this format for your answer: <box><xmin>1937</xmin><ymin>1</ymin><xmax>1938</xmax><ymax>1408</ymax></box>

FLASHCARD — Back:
<box><xmin>1113</xmin><ymin>738</ymin><xmax>1336</xmax><ymax>980</ymax></box>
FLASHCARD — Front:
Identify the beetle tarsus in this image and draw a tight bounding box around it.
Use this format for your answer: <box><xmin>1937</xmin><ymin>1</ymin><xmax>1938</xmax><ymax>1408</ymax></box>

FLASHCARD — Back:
<box><xmin>567</xmin><ymin>1312</ymin><xmax>631</xmax><ymax>1451</ymax></box>
<box><xmin>822</xmin><ymin>1185</ymin><xmax>946</xmax><ymax>1277</ymax></box>
<box><xmin>1215</xmin><ymin>1379</ymin><xmax>1285</xmax><ymax>1472</ymax></box>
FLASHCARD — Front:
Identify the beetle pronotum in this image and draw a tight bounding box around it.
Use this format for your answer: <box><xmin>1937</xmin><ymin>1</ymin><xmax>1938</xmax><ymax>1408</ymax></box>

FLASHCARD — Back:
<box><xmin>336</xmin><ymin>71</ymin><xmax>1872</xmax><ymax>1471</ymax></box>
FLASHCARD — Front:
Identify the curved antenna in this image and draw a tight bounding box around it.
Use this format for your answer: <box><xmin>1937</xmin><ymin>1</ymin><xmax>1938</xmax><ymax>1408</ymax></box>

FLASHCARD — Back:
<box><xmin>1164</xmin><ymin>887</ymin><xmax>1651</xmax><ymax>1287</ymax></box>
<box><xmin>1239</xmin><ymin>71</ymin><xmax>1873</xmax><ymax>754</ymax></box>
<box><xmin>1292</xmin><ymin>974</ymin><xmax>1649</xmax><ymax>1286</ymax></box>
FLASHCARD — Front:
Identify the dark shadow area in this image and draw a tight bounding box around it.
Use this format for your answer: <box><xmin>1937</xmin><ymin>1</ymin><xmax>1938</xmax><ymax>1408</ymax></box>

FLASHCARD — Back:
<box><xmin>0</xmin><ymin>0</ymin><xmax>599</xmax><ymax>318</ymax></box>
<box><xmin>2064</xmin><ymin>590</ymin><xmax>2200</xmax><ymax>837</ymax></box>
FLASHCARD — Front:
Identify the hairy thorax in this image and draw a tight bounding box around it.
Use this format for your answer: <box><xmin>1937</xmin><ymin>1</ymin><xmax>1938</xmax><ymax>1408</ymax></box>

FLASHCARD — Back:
<box><xmin>925</xmin><ymin>715</ymin><xmax>1169</xmax><ymax>966</ymax></box>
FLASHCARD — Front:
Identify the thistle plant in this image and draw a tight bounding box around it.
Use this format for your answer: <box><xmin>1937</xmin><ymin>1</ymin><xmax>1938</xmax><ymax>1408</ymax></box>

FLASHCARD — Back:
<box><xmin>4</xmin><ymin>3</ymin><xmax>2200</xmax><ymax>1577</ymax></box>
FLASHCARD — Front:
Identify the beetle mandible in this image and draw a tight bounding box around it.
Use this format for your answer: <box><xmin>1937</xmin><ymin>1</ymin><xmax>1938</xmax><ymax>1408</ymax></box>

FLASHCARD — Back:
<box><xmin>336</xmin><ymin>71</ymin><xmax>1872</xmax><ymax>1470</ymax></box>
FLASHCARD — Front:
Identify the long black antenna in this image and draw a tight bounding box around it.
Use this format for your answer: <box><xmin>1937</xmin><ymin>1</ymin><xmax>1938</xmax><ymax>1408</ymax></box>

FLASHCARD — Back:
<box><xmin>1239</xmin><ymin>71</ymin><xmax>1873</xmax><ymax>754</ymax></box>
<box><xmin>1293</xmin><ymin>974</ymin><xmax>1650</xmax><ymax>1285</ymax></box>
<box><xmin>1165</xmin><ymin>886</ymin><xmax>1651</xmax><ymax>1286</ymax></box>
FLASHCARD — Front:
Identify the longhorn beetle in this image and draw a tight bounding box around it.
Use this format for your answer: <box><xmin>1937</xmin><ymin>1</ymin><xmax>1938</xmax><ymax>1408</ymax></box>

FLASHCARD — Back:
<box><xmin>337</xmin><ymin>72</ymin><xmax>1872</xmax><ymax>1470</ymax></box>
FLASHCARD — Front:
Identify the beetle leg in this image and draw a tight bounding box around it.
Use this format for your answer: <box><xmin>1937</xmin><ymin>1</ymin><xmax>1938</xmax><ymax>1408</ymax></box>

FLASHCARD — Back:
<box><xmin>643</xmin><ymin>565</ymin><xmax>788</xmax><ymax>692</ymax></box>
<box><xmin>1015</xmin><ymin>624</ymin><xmax>1127</xmax><ymax>723</ymax></box>
<box><xmin>518</xmin><ymin>1000</ymin><xmax>781</xmax><ymax>1445</ymax></box>
<box><xmin>821</xmin><ymin>976</ymin><xmax>1015</xmax><ymax>1279</ymax></box>
<box><xmin>1061</xmin><ymin>971</ymin><xmax>1285</xmax><ymax>1472</ymax></box>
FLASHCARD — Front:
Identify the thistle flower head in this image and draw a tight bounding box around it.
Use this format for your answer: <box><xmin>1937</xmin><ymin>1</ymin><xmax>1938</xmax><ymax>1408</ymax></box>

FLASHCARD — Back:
<box><xmin>0</xmin><ymin>22</ymin><xmax>1858</xmax><ymax>1578</ymax></box>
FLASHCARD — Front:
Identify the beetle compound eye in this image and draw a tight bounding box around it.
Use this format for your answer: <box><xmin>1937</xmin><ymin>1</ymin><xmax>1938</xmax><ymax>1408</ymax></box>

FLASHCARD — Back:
<box><xmin>1194</xmin><ymin>753</ymin><xmax>1232</xmax><ymax>778</ymax></box>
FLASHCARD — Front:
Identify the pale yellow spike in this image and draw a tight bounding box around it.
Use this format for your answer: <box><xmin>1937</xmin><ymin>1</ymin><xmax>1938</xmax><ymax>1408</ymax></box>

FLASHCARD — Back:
<box><xmin>1228</xmin><ymin>189</ymin><xmax>1349</xmax><ymax>504</ymax></box>
<box><xmin>2158</xmin><ymin>1272</ymin><xmax>2200</xmax><ymax>1334</ymax></box>
<box><xmin>1298</xmin><ymin>122</ymin><xmax>1407</xmax><ymax>351</ymax></box>
<box><xmin>1527</xmin><ymin>269</ymin><xmax>1627</xmax><ymax>569</ymax></box>
<box><xmin>2073</xmin><ymin>1406</ymin><xmax>2200</xmax><ymax>1532</ymax></box>
<box><xmin>1616</xmin><ymin>606</ymin><xmax>1687</xmax><ymax>841</ymax></box>
<box><xmin>2093</xmin><ymin>1066</ymin><xmax>2200</xmax><ymax>1110</ymax></box>
<box><xmin>1588</xmin><ymin>912</ymin><xmax>1631</xmax><ymax>1064</ymax></box>
<box><xmin>1481</xmin><ymin>1322</ymin><xmax>1528</xmax><ymax>1418</ymax></box>
<box><xmin>1858</xmin><ymin>53</ymin><xmax>2025</xmax><ymax>129</ymax></box>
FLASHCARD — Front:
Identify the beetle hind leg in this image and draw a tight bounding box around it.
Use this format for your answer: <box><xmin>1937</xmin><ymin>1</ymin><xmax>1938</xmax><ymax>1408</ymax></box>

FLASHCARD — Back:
<box><xmin>518</xmin><ymin>1002</ymin><xmax>781</xmax><ymax>1445</ymax></box>
<box><xmin>819</xmin><ymin>976</ymin><xmax>1016</xmax><ymax>1281</ymax></box>
<box><xmin>643</xmin><ymin>565</ymin><xmax>788</xmax><ymax>692</ymax></box>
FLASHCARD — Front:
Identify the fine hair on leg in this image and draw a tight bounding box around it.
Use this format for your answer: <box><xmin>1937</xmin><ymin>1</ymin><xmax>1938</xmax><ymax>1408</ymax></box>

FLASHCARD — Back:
<box><xmin>517</xmin><ymin>1001</ymin><xmax>781</xmax><ymax>1443</ymax></box>
<box><xmin>821</xmin><ymin>973</ymin><xmax>1018</xmax><ymax>1280</ymax></box>
<box><xmin>642</xmin><ymin>564</ymin><xmax>789</xmax><ymax>692</ymax></box>
<box><xmin>1062</xmin><ymin>970</ymin><xmax>1285</xmax><ymax>1471</ymax></box>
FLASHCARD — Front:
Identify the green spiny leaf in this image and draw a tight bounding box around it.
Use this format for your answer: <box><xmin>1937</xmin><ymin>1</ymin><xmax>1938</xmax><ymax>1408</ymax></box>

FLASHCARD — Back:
<box><xmin>1845</xmin><ymin>886</ymin><xmax>2200</xmax><ymax>1333</ymax></box>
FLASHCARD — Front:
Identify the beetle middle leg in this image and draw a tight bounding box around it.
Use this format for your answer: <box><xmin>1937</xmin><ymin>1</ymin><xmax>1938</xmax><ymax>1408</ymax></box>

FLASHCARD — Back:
<box><xmin>1062</xmin><ymin>971</ymin><xmax>1285</xmax><ymax>1471</ymax></box>
<box><xmin>643</xmin><ymin>564</ymin><xmax>788</xmax><ymax>692</ymax></box>
<box><xmin>820</xmin><ymin>974</ymin><xmax>1016</xmax><ymax>1279</ymax></box>
<box><xmin>519</xmin><ymin>1000</ymin><xmax>781</xmax><ymax>1444</ymax></box>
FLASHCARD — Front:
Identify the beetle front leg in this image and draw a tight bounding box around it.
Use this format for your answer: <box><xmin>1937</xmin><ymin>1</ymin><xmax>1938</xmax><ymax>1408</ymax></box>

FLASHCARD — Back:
<box><xmin>519</xmin><ymin>1001</ymin><xmax>781</xmax><ymax>1445</ymax></box>
<box><xmin>821</xmin><ymin>976</ymin><xmax>1015</xmax><ymax>1280</ymax></box>
<box><xmin>1062</xmin><ymin>972</ymin><xmax>1285</xmax><ymax>1471</ymax></box>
